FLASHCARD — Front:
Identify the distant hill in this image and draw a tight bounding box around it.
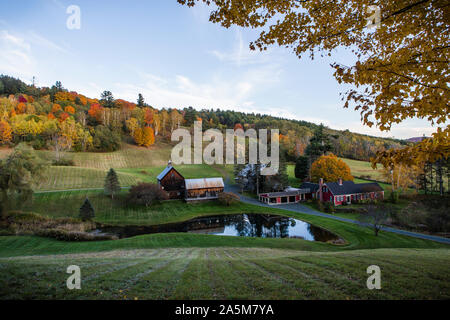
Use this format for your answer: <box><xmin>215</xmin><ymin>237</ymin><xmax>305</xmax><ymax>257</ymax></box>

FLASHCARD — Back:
<box><xmin>406</xmin><ymin>136</ymin><xmax>429</xmax><ymax>143</ymax></box>
<box><xmin>0</xmin><ymin>74</ymin><xmax>407</xmax><ymax>162</ymax></box>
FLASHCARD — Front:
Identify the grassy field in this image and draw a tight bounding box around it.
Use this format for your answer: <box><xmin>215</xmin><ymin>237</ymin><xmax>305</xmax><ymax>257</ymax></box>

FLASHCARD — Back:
<box><xmin>1</xmin><ymin>143</ymin><xmax>449</xmax><ymax>300</ymax></box>
<box><xmin>36</xmin><ymin>164</ymin><xmax>231</xmax><ymax>191</ymax></box>
<box><xmin>287</xmin><ymin>158</ymin><xmax>386</xmax><ymax>188</ymax></box>
<box><xmin>0</xmin><ymin>245</ymin><xmax>448</xmax><ymax>299</ymax></box>
<box><xmin>340</xmin><ymin>158</ymin><xmax>385</xmax><ymax>181</ymax></box>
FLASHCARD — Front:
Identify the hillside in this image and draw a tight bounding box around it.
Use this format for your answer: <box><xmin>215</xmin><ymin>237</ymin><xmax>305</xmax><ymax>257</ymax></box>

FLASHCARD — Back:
<box><xmin>0</xmin><ymin>74</ymin><xmax>407</xmax><ymax>164</ymax></box>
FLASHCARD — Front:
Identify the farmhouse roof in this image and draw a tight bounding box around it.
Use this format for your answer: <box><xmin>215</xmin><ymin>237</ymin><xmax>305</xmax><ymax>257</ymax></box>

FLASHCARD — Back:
<box><xmin>326</xmin><ymin>181</ymin><xmax>383</xmax><ymax>196</ymax></box>
<box><xmin>185</xmin><ymin>178</ymin><xmax>225</xmax><ymax>190</ymax></box>
<box><xmin>299</xmin><ymin>182</ymin><xmax>320</xmax><ymax>193</ymax></box>
<box><xmin>157</xmin><ymin>164</ymin><xmax>183</xmax><ymax>181</ymax></box>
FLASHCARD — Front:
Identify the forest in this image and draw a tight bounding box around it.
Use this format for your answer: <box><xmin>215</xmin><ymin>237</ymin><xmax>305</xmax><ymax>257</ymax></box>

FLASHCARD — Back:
<box><xmin>0</xmin><ymin>74</ymin><xmax>407</xmax><ymax>163</ymax></box>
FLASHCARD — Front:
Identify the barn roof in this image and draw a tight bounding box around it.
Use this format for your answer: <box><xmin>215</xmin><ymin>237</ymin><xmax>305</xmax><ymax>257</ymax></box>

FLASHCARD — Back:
<box><xmin>326</xmin><ymin>181</ymin><xmax>383</xmax><ymax>195</ymax></box>
<box><xmin>185</xmin><ymin>178</ymin><xmax>224</xmax><ymax>190</ymax></box>
<box><xmin>157</xmin><ymin>164</ymin><xmax>184</xmax><ymax>181</ymax></box>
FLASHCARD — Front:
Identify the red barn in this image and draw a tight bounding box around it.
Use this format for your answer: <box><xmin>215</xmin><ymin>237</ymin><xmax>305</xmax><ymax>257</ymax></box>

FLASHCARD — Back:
<box><xmin>301</xmin><ymin>178</ymin><xmax>384</xmax><ymax>206</ymax></box>
<box><xmin>156</xmin><ymin>161</ymin><xmax>185</xmax><ymax>199</ymax></box>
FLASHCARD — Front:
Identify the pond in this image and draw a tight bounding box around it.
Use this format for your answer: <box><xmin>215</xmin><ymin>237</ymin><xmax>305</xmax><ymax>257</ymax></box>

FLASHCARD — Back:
<box><xmin>95</xmin><ymin>214</ymin><xmax>342</xmax><ymax>243</ymax></box>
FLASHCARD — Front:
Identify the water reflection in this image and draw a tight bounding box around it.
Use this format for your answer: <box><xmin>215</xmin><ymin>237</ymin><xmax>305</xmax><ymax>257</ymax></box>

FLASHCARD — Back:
<box><xmin>98</xmin><ymin>214</ymin><xmax>340</xmax><ymax>243</ymax></box>
<box><xmin>186</xmin><ymin>214</ymin><xmax>339</xmax><ymax>242</ymax></box>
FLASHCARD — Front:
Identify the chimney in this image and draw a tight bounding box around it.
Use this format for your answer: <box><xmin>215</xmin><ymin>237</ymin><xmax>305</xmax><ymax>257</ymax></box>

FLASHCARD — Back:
<box><xmin>338</xmin><ymin>178</ymin><xmax>343</xmax><ymax>186</ymax></box>
<box><xmin>319</xmin><ymin>178</ymin><xmax>324</xmax><ymax>186</ymax></box>
<box><xmin>168</xmin><ymin>160</ymin><xmax>172</xmax><ymax>167</ymax></box>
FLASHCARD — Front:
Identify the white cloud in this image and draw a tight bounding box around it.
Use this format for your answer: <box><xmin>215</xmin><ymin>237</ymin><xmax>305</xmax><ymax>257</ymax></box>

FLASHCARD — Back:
<box><xmin>0</xmin><ymin>30</ymin><xmax>35</xmax><ymax>79</ymax></box>
<box><xmin>209</xmin><ymin>28</ymin><xmax>271</xmax><ymax>67</ymax></box>
<box><xmin>0</xmin><ymin>29</ymin><xmax>71</xmax><ymax>82</ymax></box>
<box><xmin>28</xmin><ymin>31</ymin><xmax>70</xmax><ymax>54</ymax></box>
<box><xmin>111</xmin><ymin>66</ymin><xmax>280</xmax><ymax>110</ymax></box>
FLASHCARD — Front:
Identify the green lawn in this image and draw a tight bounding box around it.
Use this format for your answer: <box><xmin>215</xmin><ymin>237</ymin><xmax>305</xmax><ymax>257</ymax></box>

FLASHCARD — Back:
<box><xmin>0</xmin><ymin>245</ymin><xmax>448</xmax><ymax>299</ymax></box>
<box><xmin>37</xmin><ymin>166</ymin><xmax>140</xmax><ymax>191</ymax></box>
<box><xmin>341</xmin><ymin>158</ymin><xmax>386</xmax><ymax>181</ymax></box>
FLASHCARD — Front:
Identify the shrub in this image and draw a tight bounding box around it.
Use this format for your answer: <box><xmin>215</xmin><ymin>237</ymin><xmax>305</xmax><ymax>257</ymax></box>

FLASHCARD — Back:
<box><xmin>127</xmin><ymin>183</ymin><xmax>168</xmax><ymax>207</ymax></box>
<box><xmin>92</xmin><ymin>125</ymin><xmax>121</xmax><ymax>152</ymax></box>
<box><xmin>36</xmin><ymin>229</ymin><xmax>117</xmax><ymax>241</ymax></box>
<box><xmin>323</xmin><ymin>201</ymin><xmax>335</xmax><ymax>213</ymax></box>
<box><xmin>52</xmin><ymin>158</ymin><xmax>75</xmax><ymax>166</ymax></box>
<box><xmin>390</xmin><ymin>191</ymin><xmax>399</xmax><ymax>203</ymax></box>
<box><xmin>218</xmin><ymin>192</ymin><xmax>240</xmax><ymax>206</ymax></box>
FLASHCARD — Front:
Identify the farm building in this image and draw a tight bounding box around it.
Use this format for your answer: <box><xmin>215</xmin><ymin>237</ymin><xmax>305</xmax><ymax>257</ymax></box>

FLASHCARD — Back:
<box><xmin>157</xmin><ymin>162</ymin><xmax>225</xmax><ymax>201</ymax></box>
<box><xmin>185</xmin><ymin>178</ymin><xmax>225</xmax><ymax>201</ymax></box>
<box><xmin>157</xmin><ymin>161</ymin><xmax>185</xmax><ymax>199</ymax></box>
<box><xmin>259</xmin><ymin>188</ymin><xmax>310</xmax><ymax>205</ymax></box>
<box><xmin>300</xmin><ymin>178</ymin><xmax>384</xmax><ymax>206</ymax></box>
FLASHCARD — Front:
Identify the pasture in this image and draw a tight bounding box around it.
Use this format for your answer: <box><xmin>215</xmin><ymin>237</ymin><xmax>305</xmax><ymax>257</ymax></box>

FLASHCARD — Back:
<box><xmin>0</xmin><ymin>244</ymin><xmax>448</xmax><ymax>299</ymax></box>
<box><xmin>1</xmin><ymin>143</ymin><xmax>449</xmax><ymax>300</ymax></box>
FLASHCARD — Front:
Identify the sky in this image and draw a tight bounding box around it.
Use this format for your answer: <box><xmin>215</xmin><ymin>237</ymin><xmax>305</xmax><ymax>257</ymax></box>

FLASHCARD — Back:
<box><xmin>0</xmin><ymin>0</ymin><xmax>439</xmax><ymax>139</ymax></box>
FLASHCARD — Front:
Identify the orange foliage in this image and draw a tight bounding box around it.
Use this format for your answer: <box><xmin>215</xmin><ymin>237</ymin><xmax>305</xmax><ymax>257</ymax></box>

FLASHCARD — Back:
<box><xmin>59</xmin><ymin>112</ymin><xmax>70</xmax><ymax>122</ymax></box>
<box><xmin>16</xmin><ymin>102</ymin><xmax>27</xmax><ymax>114</ymax></box>
<box><xmin>133</xmin><ymin>126</ymin><xmax>155</xmax><ymax>147</ymax></box>
<box><xmin>55</xmin><ymin>91</ymin><xmax>75</xmax><ymax>102</ymax></box>
<box><xmin>116</xmin><ymin>99</ymin><xmax>136</xmax><ymax>111</ymax></box>
<box><xmin>144</xmin><ymin>108</ymin><xmax>154</xmax><ymax>125</ymax></box>
<box><xmin>311</xmin><ymin>153</ymin><xmax>353</xmax><ymax>183</ymax></box>
<box><xmin>77</xmin><ymin>95</ymin><xmax>88</xmax><ymax>106</ymax></box>
<box><xmin>47</xmin><ymin>113</ymin><xmax>56</xmax><ymax>120</ymax></box>
<box><xmin>65</xmin><ymin>106</ymin><xmax>75</xmax><ymax>114</ymax></box>
<box><xmin>88</xmin><ymin>103</ymin><xmax>104</xmax><ymax>121</ymax></box>
<box><xmin>0</xmin><ymin>120</ymin><xmax>12</xmax><ymax>144</ymax></box>
<box><xmin>52</xmin><ymin>104</ymin><xmax>62</xmax><ymax>113</ymax></box>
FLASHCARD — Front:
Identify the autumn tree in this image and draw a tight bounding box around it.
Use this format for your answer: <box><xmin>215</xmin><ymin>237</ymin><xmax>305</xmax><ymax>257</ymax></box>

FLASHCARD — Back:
<box><xmin>127</xmin><ymin>183</ymin><xmax>168</xmax><ymax>207</ymax></box>
<box><xmin>218</xmin><ymin>192</ymin><xmax>240</xmax><ymax>206</ymax></box>
<box><xmin>125</xmin><ymin>117</ymin><xmax>139</xmax><ymax>136</ymax></box>
<box><xmin>133</xmin><ymin>126</ymin><xmax>155</xmax><ymax>147</ymax></box>
<box><xmin>104</xmin><ymin>168</ymin><xmax>121</xmax><ymax>199</ymax></box>
<box><xmin>381</xmin><ymin>162</ymin><xmax>422</xmax><ymax>201</ymax></box>
<box><xmin>160</xmin><ymin>109</ymin><xmax>170</xmax><ymax>136</ymax></box>
<box><xmin>179</xmin><ymin>0</ymin><xmax>450</xmax><ymax>168</ymax></box>
<box><xmin>0</xmin><ymin>120</ymin><xmax>12</xmax><ymax>144</ymax></box>
<box><xmin>311</xmin><ymin>153</ymin><xmax>353</xmax><ymax>183</ymax></box>
<box><xmin>170</xmin><ymin>109</ymin><xmax>183</xmax><ymax>132</ymax></box>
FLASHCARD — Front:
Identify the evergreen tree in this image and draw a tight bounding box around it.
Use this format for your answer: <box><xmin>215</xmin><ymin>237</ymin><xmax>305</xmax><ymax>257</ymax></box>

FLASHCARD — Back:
<box><xmin>137</xmin><ymin>93</ymin><xmax>145</xmax><ymax>107</ymax></box>
<box><xmin>100</xmin><ymin>91</ymin><xmax>115</xmax><ymax>108</ymax></box>
<box><xmin>79</xmin><ymin>198</ymin><xmax>95</xmax><ymax>221</ymax></box>
<box><xmin>294</xmin><ymin>156</ymin><xmax>309</xmax><ymax>181</ymax></box>
<box><xmin>305</xmin><ymin>124</ymin><xmax>333</xmax><ymax>176</ymax></box>
<box><xmin>305</xmin><ymin>124</ymin><xmax>332</xmax><ymax>160</ymax></box>
<box><xmin>104</xmin><ymin>168</ymin><xmax>121</xmax><ymax>199</ymax></box>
